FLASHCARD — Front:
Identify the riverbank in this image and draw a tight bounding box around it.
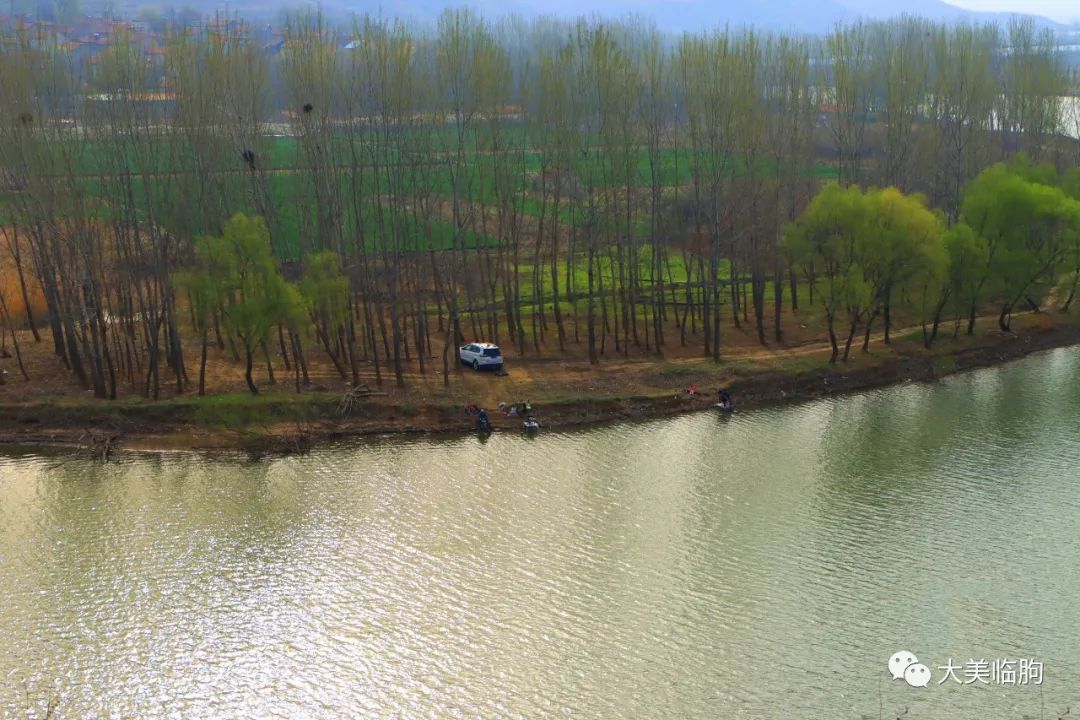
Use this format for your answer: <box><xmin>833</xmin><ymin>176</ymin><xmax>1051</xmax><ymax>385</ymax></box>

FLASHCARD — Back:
<box><xmin>2</xmin><ymin>311</ymin><xmax>1078</xmax><ymax>455</ymax></box>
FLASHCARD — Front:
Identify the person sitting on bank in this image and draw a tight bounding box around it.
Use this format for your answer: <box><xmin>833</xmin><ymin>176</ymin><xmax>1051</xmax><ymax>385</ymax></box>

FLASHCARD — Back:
<box><xmin>476</xmin><ymin>408</ymin><xmax>491</xmax><ymax>431</ymax></box>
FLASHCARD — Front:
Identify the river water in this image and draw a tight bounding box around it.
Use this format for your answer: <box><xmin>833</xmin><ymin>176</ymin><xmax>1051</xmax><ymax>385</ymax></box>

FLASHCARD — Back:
<box><xmin>2</xmin><ymin>349</ymin><xmax>1080</xmax><ymax>719</ymax></box>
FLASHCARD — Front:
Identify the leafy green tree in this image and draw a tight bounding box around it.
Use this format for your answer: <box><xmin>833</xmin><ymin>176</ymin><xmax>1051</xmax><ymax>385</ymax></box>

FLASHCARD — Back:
<box><xmin>961</xmin><ymin>163</ymin><xmax>1080</xmax><ymax>331</ymax></box>
<box><xmin>1057</xmin><ymin>167</ymin><xmax>1080</xmax><ymax>310</ymax></box>
<box><xmin>783</xmin><ymin>182</ymin><xmax>870</xmax><ymax>362</ymax></box>
<box><xmin>785</xmin><ymin>183</ymin><xmax>948</xmax><ymax>360</ymax></box>
<box><xmin>299</xmin><ymin>250</ymin><xmax>349</xmax><ymax>379</ymax></box>
<box><xmin>175</xmin><ymin>239</ymin><xmax>229</xmax><ymax>396</ymax></box>
<box><xmin>188</xmin><ymin>214</ymin><xmax>304</xmax><ymax>394</ymax></box>
<box><xmin>859</xmin><ymin>187</ymin><xmax>947</xmax><ymax>350</ymax></box>
<box><xmin>922</xmin><ymin>222</ymin><xmax>987</xmax><ymax>346</ymax></box>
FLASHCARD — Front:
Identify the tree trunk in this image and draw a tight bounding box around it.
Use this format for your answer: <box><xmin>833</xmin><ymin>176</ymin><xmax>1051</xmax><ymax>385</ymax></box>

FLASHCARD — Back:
<box><xmin>774</xmin><ymin>269</ymin><xmax>784</xmax><ymax>342</ymax></box>
<box><xmin>261</xmin><ymin>339</ymin><xmax>276</xmax><ymax>385</ymax></box>
<box><xmin>883</xmin><ymin>288</ymin><xmax>893</xmax><ymax>344</ymax></box>
<box><xmin>926</xmin><ymin>308</ymin><xmax>943</xmax><ymax>348</ymax></box>
<box><xmin>277</xmin><ymin>323</ymin><xmax>292</xmax><ymax>371</ymax></box>
<box><xmin>292</xmin><ymin>331</ymin><xmax>310</xmax><ymax>385</ymax></box>
<box><xmin>587</xmin><ymin>244</ymin><xmax>598</xmax><ymax>365</ymax></box>
<box><xmin>827</xmin><ymin>314</ymin><xmax>839</xmax><ymax>363</ymax></box>
<box><xmin>843</xmin><ymin>320</ymin><xmax>858</xmax><ymax>362</ymax></box>
<box><xmin>752</xmin><ymin>267</ymin><xmax>766</xmax><ymax>345</ymax></box>
<box><xmin>0</xmin><ymin>294</ymin><xmax>28</xmax><ymax>380</ymax></box>
<box><xmin>244</xmin><ymin>345</ymin><xmax>258</xmax><ymax>394</ymax></box>
<box><xmin>861</xmin><ymin>309</ymin><xmax>879</xmax><ymax>352</ymax></box>
<box><xmin>1062</xmin><ymin>271</ymin><xmax>1080</xmax><ymax>312</ymax></box>
<box><xmin>198</xmin><ymin>327</ymin><xmax>208</xmax><ymax>396</ymax></box>
<box><xmin>11</xmin><ymin>240</ymin><xmax>40</xmax><ymax>342</ymax></box>
<box><xmin>998</xmin><ymin>303</ymin><xmax>1012</xmax><ymax>332</ymax></box>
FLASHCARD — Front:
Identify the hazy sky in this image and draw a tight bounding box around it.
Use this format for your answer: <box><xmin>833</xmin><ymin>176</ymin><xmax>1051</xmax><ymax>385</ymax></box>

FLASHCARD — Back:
<box><xmin>947</xmin><ymin>0</ymin><xmax>1079</xmax><ymax>22</ymax></box>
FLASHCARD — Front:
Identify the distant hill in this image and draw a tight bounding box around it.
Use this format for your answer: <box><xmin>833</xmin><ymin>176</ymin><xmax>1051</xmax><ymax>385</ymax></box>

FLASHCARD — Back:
<box><xmin>100</xmin><ymin>0</ymin><xmax>1063</xmax><ymax>33</ymax></box>
<box><xmin>303</xmin><ymin>0</ymin><xmax>1062</xmax><ymax>32</ymax></box>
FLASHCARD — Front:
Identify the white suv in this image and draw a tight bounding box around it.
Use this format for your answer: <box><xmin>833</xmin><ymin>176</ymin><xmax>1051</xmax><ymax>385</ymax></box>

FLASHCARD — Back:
<box><xmin>460</xmin><ymin>342</ymin><xmax>503</xmax><ymax>371</ymax></box>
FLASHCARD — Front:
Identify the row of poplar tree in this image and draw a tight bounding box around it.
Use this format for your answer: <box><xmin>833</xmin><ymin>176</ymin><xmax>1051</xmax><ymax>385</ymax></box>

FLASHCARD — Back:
<box><xmin>0</xmin><ymin>10</ymin><xmax>1077</xmax><ymax>396</ymax></box>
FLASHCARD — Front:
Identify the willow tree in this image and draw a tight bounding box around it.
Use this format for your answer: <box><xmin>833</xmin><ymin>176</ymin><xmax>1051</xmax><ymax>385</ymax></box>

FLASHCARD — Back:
<box><xmin>299</xmin><ymin>250</ymin><xmax>349</xmax><ymax>381</ymax></box>
<box><xmin>783</xmin><ymin>183</ymin><xmax>869</xmax><ymax>362</ymax></box>
<box><xmin>194</xmin><ymin>213</ymin><xmax>304</xmax><ymax>394</ymax></box>
<box><xmin>961</xmin><ymin>162</ymin><xmax>1080</xmax><ymax>332</ymax></box>
<box><xmin>857</xmin><ymin>187</ymin><xmax>947</xmax><ymax>349</ymax></box>
<box><xmin>922</xmin><ymin>222</ymin><xmax>987</xmax><ymax>346</ymax></box>
<box><xmin>784</xmin><ymin>184</ymin><xmax>946</xmax><ymax>359</ymax></box>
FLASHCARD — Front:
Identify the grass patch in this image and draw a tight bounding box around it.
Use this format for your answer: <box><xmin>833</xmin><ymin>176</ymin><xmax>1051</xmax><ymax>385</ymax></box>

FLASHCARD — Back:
<box><xmin>9</xmin><ymin>391</ymin><xmax>342</xmax><ymax>429</ymax></box>
<box><xmin>657</xmin><ymin>364</ymin><xmax>700</xmax><ymax>378</ymax></box>
<box><xmin>931</xmin><ymin>354</ymin><xmax>957</xmax><ymax>376</ymax></box>
<box><xmin>182</xmin><ymin>392</ymin><xmax>337</xmax><ymax>427</ymax></box>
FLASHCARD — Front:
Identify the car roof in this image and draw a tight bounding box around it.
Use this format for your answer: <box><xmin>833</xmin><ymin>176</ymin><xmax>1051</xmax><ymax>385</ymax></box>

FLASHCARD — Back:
<box><xmin>471</xmin><ymin>342</ymin><xmax>499</xmax><ymax>348</ymax></box>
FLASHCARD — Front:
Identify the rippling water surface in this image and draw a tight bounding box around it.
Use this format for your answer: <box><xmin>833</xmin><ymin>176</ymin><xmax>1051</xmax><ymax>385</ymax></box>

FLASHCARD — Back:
<box><xmin>3</xmin><ymin>349</ymin><xmax>1080</xmax><ymax>718</ymax></box>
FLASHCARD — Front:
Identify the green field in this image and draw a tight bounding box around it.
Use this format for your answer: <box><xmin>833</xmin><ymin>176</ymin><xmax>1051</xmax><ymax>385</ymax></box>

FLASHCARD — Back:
<box><xmin>34</xmin><ymin>130</ymin><xmax>837</xmax><ymax>261</ymax></box>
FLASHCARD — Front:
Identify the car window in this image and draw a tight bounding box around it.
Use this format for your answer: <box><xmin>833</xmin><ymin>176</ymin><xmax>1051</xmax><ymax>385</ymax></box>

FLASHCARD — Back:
<box><xmin>464</xmin><ymin>344</ymin><xmax>475</xmax><ymax>352</ymax></box>
<box><xmin>483</xmin><ymin>348</ymin><xmax>501</xmax><ymax>358</ymax></box>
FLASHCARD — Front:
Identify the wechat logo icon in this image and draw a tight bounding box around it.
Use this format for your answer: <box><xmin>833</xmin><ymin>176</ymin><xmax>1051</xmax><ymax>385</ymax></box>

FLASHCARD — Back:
<box><xmin>889</xmin><ymin>650</ymin><xmax>931</xmax><ymax>688</ymax></box>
